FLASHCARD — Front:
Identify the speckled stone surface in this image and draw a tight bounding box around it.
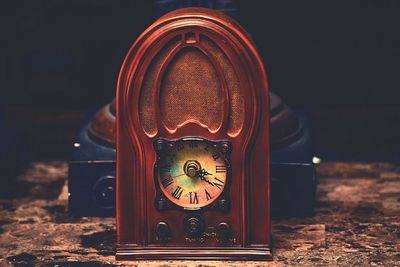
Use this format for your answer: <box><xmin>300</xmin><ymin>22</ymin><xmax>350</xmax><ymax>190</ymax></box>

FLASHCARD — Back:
<box><xmin>0</xmin><ymin>161</ymin><xmax>399</xmax><ymax>266</ymax></box>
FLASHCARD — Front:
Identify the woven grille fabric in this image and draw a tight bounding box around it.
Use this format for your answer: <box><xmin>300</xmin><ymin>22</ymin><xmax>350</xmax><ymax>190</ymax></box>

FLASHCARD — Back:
<box><xmin>200</xmin><ymin>36</ymin><xmax>244</xmax><ymax>136</ymax></box>
<box><xmin>160</xmin><ymin>46</ymin><xmax>223</xmax><ymax>131</ymax></box>
<box><xmin>139</xmin><ymin>37</ymin><xmax>180</xmax><ymax>135</ymax></box>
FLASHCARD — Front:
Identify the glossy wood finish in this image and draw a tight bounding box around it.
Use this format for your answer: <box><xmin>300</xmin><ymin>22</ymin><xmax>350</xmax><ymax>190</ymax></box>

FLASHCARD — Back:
<box><xmin>116</xmin><ymin>7</ymin><xmax>271</xmax><ymax>260</ymax></box>
<box><xmin>88</xmin><ymin>92</ymin><xmax>302</xmax><ymax>149</ymax></box>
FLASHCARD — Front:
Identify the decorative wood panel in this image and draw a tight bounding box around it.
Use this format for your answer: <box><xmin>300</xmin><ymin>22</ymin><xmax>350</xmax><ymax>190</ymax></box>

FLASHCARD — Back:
<box><xmin>160</xmin><ymin>46</ymin><xmax>224</xmax><ymax>132</ymax></box>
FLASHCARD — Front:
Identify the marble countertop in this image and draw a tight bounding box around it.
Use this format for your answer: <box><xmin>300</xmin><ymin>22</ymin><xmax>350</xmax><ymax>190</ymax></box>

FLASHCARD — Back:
<box><xmin>0</xmin><ymin>161</ymin><xmax>399</xmax><ymax>266</ymax></box>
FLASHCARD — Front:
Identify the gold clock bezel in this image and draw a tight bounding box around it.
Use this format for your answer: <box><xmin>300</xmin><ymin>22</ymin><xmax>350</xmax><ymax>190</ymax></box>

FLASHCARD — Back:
<box><xmin>154</xmin><ymin>137</ymin><xmax>232</xmax><ymax>212</ymax></box>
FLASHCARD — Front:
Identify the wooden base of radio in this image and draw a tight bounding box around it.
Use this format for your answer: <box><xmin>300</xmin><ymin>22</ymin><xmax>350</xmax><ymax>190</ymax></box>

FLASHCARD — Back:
<box><xmin>116</xmin><ymin>245</ymin><xmax>272</xmax><ymax>261</ymax></box>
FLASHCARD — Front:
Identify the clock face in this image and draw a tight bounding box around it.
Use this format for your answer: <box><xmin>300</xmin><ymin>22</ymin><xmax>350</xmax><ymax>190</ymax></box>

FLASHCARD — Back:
<box><xmin>156</xmin><ymin>139</ymin><xmax>229</xmax><ymax>209</ymax></box>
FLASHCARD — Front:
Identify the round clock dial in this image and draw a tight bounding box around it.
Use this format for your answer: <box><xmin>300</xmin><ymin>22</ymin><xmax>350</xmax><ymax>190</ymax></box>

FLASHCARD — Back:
<box><xmin>157</xmin><ymin>140</ymin><xmax>228</xmax><ymax>209</ymax></box>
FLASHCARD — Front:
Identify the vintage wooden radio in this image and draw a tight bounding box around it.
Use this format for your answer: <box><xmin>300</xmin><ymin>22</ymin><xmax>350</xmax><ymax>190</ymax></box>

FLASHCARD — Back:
<box><xmin>116</xmin><ymin>7</ymin><xmax>271</xmax><ymax>260</ymax></box>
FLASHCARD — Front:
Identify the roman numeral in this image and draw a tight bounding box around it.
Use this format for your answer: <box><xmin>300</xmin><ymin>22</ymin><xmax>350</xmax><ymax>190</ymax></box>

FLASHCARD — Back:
<box><xmin>172</xmin><ymin>186</ymin><xmax>183</xmax><ymax>199</ymax></box>
<box><xmin>161</xmin><ymin>175</ymin><xmax>173</xmax><ymax>188</ymax></box>
<box><xmin>213</xmin><ymin>177</ymin><xmax>224</xmax><ymax>190</ymax></box>
<box><xmin>212</xmin><ymin>153</ymin><xmax>221</xmax><ymax>161</ymax></box>
<box><xmin>189</xmin><ymin>192</ymin><xmax>199</xmax><ymax>204</ymax></box>
<box><xmin>216</xmin><ymin>166</ymin><xmax>226</xmax><ymax>173</ymax></box>
<box><xmin>205</xmin><ymin>189</ymin><xmax>212</xmax><ymax>201</ymax></box>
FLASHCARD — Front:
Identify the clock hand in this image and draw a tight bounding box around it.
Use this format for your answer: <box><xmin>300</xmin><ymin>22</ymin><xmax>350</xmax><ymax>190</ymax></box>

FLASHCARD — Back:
<box><xmin>196</xmin><ymin>168</ymin><xmax>213</xmax><ymax>177</ymax></box>
<box><xmin>199</xmin><ymin>175</ymin><xmax>215</xmax><ymax>186</ymax></box>
<box><xmin>195</xmin><ymin>169</ymin><xmax>216</xmax><ymax>187</ymax></box>
<box><xmin>170</xmin><ymin>173</ymin><xmax>187</xmax><ymax>179</ymax></box>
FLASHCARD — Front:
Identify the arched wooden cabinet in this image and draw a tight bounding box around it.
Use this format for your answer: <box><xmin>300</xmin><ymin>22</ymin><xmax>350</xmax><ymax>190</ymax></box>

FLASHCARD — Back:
<box><xmin>116</xmin><ymin>7</ymin><xmax>271</xmax><ymax>260</ymax></box>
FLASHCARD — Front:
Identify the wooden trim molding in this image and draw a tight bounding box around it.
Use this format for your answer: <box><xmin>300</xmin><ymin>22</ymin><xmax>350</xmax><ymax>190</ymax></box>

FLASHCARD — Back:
<box><xmin>116</xmin><ymin>245</ymin><xmax>271</xmax><ymax>261</ymax></box>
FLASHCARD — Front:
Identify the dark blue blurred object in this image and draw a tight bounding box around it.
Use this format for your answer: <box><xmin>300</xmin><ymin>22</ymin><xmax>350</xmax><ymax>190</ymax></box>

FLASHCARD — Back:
<box><xmin>68</xmin><ymin>93</ymin><xmax>316</xmax><ymax>217</ymax></box>
<box><xmin>154</xmin><ymin>0</ymin><xmax>239</xmax><ymax>19</ymax></box>
<box><xmin>0</xmin><ymin>107</ymin><xmax>27</xmax><ymax>197</ymax></box>
<box><xmin>270</xmin><ymin>112</ymin><xmax>315</xmax><ymax>217</ymax></box>
<box><xmin>69</xmin><ymin>114</ymin><xmax>116</xmax><ymax>216</ymax></box>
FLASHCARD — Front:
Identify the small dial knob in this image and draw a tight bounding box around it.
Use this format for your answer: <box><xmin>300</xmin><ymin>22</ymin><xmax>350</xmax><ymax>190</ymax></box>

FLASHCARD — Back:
<box><xmin>156</xmin><ymin>221</ymin><xmax>170</xmax><ymax>240</ymax></box>
<box><xmin>156</xmin><ymin>197</ymin><xmax>168</xmax><ymax>211</ymax></box>
<box><xmin>93</xmin><ymin>175</ymin><xmax>115</xmax><ymax>208</ymax></box>
<box><xmin>184</xmin><ymin>215</ymin><xmax>205</xmax><ymax>237</ymax></box>
<box><xmin>216</xmin><ymin>222</ymin><xmax>232</xmax><ymax>241</ymax></box>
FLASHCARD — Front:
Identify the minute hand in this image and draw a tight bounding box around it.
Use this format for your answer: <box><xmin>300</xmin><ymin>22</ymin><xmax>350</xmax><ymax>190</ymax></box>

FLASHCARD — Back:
<box><xmin>196</xmin><ymin>169</ymin><xmax>216</xmax><ymax>186</ymax></box>
<box><xmin>170</xmin><ymin>173</ymin><xmax>187</xmax><ymax>179</ymax></box>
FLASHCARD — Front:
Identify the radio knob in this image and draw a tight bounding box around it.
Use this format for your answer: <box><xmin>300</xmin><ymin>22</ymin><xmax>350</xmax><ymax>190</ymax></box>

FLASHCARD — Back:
<box><xmin>156</xmin><ymin>221</ymin><xmax>170</xmax><ymax>240</ymax></box>
<box><xmin>184</xmin><ymin>215</ymin><xmax>205</xmax><ymax>237</ymax></box>
<box><xmin>216</xmin><ymin>222</ymin><xmax>231</xmax><ymax>241</ymax></box>
<box><xmin>93</xmin><ymin>175</ymin><xmax>116</xmax><ymax>208</ymax></box>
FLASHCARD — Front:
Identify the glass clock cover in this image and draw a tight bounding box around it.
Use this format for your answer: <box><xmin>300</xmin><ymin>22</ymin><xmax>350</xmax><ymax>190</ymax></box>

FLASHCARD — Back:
<box><xmin>156</xmin><ymin>138</ymin><xmax>229</xmax><ymax>209</ymax></box>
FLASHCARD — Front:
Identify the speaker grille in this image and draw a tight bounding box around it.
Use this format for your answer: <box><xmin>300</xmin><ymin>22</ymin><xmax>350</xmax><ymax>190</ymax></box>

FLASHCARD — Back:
<box><xmin>160</xmin><ymin>46</ymin><xmax>223</xmax><ymax>131</ymax></box>
<box><xmin>200</xmin><ymin>36</ymin><xmax>244</xmax><ymax>136</ymax></box>
<box><xmin>139</xmin><ymin>36</ymin><xmax>180</xmax><ymax>136</ymax></box>
<box><xmin>139</xmin><ymin>34</ymin><xmax>244</xmax><ymax>136</ymax></box>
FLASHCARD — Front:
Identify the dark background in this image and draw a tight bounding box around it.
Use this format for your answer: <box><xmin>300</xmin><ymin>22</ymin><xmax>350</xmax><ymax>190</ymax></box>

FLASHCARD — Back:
<box><xmin>1</xmin><ymin>0</ymin><xmax>400</xmax><ymax>163</ymax></box>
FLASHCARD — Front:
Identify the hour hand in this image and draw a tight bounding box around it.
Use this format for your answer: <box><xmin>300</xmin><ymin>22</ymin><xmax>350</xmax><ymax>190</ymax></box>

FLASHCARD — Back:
<box><xmin>195</xmin><ymin>169</ymin><xmax>215</xmax><ymax>186</ymax></box>
<box><xmin>196</xmin><ymin>168</ymin><xmax>212</xmax><ymax>177</ymax></box>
